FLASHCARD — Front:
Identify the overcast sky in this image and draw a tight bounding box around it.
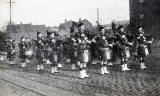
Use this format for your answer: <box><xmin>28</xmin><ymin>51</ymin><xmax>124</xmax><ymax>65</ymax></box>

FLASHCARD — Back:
<box><xmin>0</xmin><ymin>0</ymin><xmax>129</xmax><ymax>27</ymax></box>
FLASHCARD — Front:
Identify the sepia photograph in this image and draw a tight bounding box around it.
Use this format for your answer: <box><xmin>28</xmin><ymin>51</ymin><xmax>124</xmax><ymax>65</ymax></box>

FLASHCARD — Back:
<box><xmin>0</xmin><ymin>0</ymin><xmax>160</xmax><ymax>96</ymax></box>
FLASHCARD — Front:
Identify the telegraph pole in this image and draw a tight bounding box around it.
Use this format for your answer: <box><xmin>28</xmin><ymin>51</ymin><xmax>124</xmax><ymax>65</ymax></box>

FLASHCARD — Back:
<box><xmin>7</xmin><ymin>0</ymin><xmax>15</xmax><ymax>25</ymax></box>
<box><xmin>97</xmin><ymin>8</ymin><xmax>100</xmax><ymax>24</ymax></box>
<box><xmin>6</xmin><ymin>0</ymin><xmax>15</xmax><ymax>36</ymax></box>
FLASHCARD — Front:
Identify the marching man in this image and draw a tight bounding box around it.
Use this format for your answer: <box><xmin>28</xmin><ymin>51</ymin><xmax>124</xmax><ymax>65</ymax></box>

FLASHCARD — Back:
<box><xmin>48</xmin><ymin>32</ymin><xmax>59</xmax><ymax>74</ymax></box>
<box><xmin>25</xmin><ymin>38</ymin><xmax>33</xmax><ymax>64</ymax></box>
<box><xmin>6</xmin><ymin>38</ymin><xmax>17</xmax><ymax>65</ymax></box>
<box><xmin>36</xmin><ymin>32</ymin><xmax>45</xmax><ymax>71</ymax></box>
<box><xmin>70</xmin><ymin>32</ymin><xmax>79</xmax><ymax>70</ymax></box>
<box><xmin>137</xmin><ymin>27</ymin><xmax>152</xmax><ymax>69</ymax></box>
<box><xmin>117</xmin><ymin>25</ymin><xmax>131</xmax><ymax>71</ymax></box>
<box><xmin>97</xmin><ymin>26</ymin><xmax>110</xmax><ymax>74</ymax></box>
<box><xmin>79</xmin><ymin>33</ymin><xmax>90</xmax><ymax>79</ymax></box>
<box><xmin>18</xmin><ymin>37</ymin><xmax>27</xmax><ymax>67</ymax></box>
<box><xmin>77</xmin><ymin>22</ymin><xmax>90</xmax><ymax>79</ymax></box>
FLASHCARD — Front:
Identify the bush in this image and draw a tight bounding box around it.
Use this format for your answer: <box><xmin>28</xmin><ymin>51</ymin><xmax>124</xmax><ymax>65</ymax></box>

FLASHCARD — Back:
<box><xmin>0</xmin><ymin>31</ymin><xmax>10</xmax><ymax>51</ymax></box>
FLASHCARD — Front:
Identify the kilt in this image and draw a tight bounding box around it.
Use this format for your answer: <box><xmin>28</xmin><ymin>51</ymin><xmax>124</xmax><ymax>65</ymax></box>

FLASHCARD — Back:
<box><xmin>7</xmin><ymin>49</ymin><xmax>16</xmax><ymax>60</ymax></box>
<box><xmin>45</xmin><ymin>47</ymin><xmax>52</xmax><ymax>59</ymax></box>
<box><xmin>50</xmin><ymin>52</ymin><xmax>58</xmax><ymax>63</ymax></box>
<box><xmin>19</xmin><ymin>49</ymin><xmax>26</xmax><ymax>59</ymax></box>
<box><xmin>90</xmin><ymin>42</ymin><xmax>99</xmax><ymax>60</ymax></box>
<box><xmin>36</xmin><ymin>49</ymin><xmax>45</xmax><ymax>62</ymax></box>
<box><xmin>66</xmin><ymin>45</ymin><xmax>71</xmax><ymax>58</ymax></box>
<box><xmin>100</xmin><ymin>48</ymin><xmax>112</xmax><ymax>61</ymax></box>
<box><xmin>124</xmin><ymin>47</ymin><xmax>130</xmax><ymax>59</ymax></box>
<box><xmin>57</xmin><ymin>47</ymin><xmax>63</xmax><ymax>62</ymax></box>
<box><xmin>69</xmin><ymin>46</ymin><xmax>76</xmax><ymax>63</ymax></box>
<box><xmin>138</xmin><ymin>45</ymin><xmax>149</xmax><ymax>57</ymax></box>
<box><xmin>82</xmin><ymin>49</ymin><xmax>90</xmax><ymax>63</ymax></box>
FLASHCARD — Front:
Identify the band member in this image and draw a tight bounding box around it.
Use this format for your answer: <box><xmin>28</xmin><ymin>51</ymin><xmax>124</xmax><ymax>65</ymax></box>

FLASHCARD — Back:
<box><xmin>111</xmin><ymin>20</ymin><xmax>117</xmax><ymax>35</ymax></box>
<box><xmin>90</xmin><ymin>34</ymin><xmax>99</xmax><ymax>65</ymax></box>
<box><xmin>111</xmin><ymin>21</ymin><xmax>119</xmax><ymax>62</ymax></box>
<box><xmin>25</xmin><ymin>38</ymin><xmax>33</xmax><ymax>64</ymax></box>
<box><xmin>97</xmin><ymin>26</ymin><xmax>110</xmax><ymax>74</ymax></box>
<box><xmin>45</xmin><ymin>30</ymin><xmax>53</xmax><ymax>64</ymax></box>
<box><xmin>70</xmin><ymin>32</ymin><xmax>79</xmax><ymax>70</ymax></box>
<box><xmin>36</xmin><ymin>32</ymin><xmax>45</xmax><ymax>71</ymax></box>
<box><xmin>77</xmin><ymin>22</ymin><xmax>90</xmax><ymax>79</ymax></box>
<box><xmin>107</xmin><ymin>36</ymin><xmax>115</xmax><ymax>66</ymax></box>
<box><xmin>19</xmin><ymin>37</ymin><xmax>27</xmax><ymax>67</ymax></box>
<box><xmin>57</xmin><ymin>40</ymin><xmax>63</xmax><ymax>68</ymax></box>
<box><xmin>137</xmin><ymin>27</ymin><xmax>151</xmax><ymax>69</ymax></box>
<box><xmin>6</xmin><ymin>38</ymin><xmax>17</xmax><ymax>65</ymax></box>
<box><xmin>117</xmin><ymin>25</ymin><xmax>132</xmax><ymax>71</ymax></box>
<box><xmin>49</xmin><ymin>33</ymin><xmax>59</xmax><ymax>73</ymax></box>
<box><xmin>79</xmin><ymin>33</ymin><xmax>90</xmax><ymax>79</ymax></box>
<box><xmin>145</xmin><ymin>34</ymin><xmax>154</xmax><ymax>55</ymax></box>
<box><xmin>62</xmin><ymin>39</ymin><xmax>70</xmax><ymax>66</ymax></box>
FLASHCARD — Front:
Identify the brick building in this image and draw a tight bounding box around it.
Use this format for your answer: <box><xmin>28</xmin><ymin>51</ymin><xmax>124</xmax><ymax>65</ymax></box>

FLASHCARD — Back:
<box><xmin>6</xmin><ymin>23</ymin><xmax>51</xmax><ymax>33</ymax></box>
<box><xmin>59</xmin><ymin>19</ymin><xmax>92</xmax><ymax>31</ymax></box>
<box><xmin>129</xmin><ymin>0</ymin><xmax>160</xmax><ymax>39</ymax></box>
<box><xmin>6</xmin><ymin>23</ymin><xmax>57</xmax><ymax>40</ymax></box>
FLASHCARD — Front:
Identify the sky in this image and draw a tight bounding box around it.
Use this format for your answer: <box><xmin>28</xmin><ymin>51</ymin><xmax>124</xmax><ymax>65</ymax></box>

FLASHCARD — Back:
<box><xmin>0</xmin><ymin>0</ymin><xmax>129</xmax><ymax>28</ymax></box>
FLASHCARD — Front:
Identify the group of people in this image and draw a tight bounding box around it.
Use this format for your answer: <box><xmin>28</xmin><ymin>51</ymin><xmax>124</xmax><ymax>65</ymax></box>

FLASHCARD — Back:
<box><xmin>5</xmin><ymin>21</ymin><xmax>153</xmax><ymax>79</ymax></box>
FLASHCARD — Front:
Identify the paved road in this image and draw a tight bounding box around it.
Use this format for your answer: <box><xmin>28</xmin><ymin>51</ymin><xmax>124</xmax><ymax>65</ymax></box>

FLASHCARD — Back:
<box><xmin>0</xmin><ymin>55</ymin><xmax>160</xmax><ymax>96</ymax></box>
<box><xmin>0</xmin><ymin>79</ymin><xmax>43</xmax><ymax>96</ymax></box>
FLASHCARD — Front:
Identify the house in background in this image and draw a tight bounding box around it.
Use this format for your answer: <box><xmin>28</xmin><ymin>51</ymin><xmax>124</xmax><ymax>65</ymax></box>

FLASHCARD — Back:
<box><xmin>6</xmin><ymin>23</ymin><xmax>57</xmax><ymax>40</ymax></box>
<box><xmin>6</xmin><ymin>22</ymin><xmax>50</xmax><ymax>33</ymax></box>
<box><xmin>59</xmin><ymin>19</ymin><xmax>92</xmax><ymax>31</ymax></box>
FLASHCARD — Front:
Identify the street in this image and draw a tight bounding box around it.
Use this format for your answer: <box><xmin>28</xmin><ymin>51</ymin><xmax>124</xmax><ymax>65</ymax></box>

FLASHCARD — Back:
<box><xmin>0</xmin><ymin>54</ymin><xmax>160</xmax><ymax>96</ymax></box>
